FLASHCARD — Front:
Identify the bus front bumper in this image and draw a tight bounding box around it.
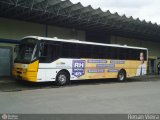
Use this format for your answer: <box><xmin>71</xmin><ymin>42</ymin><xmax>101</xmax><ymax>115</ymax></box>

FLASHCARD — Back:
<box><xmin>12</xmin><ymin>68</ymin><xmax>37</xmax><ymax>82</ymax></box>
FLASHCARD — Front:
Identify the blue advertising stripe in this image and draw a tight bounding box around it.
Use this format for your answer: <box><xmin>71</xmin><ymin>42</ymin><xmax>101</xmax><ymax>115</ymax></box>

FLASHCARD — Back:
<box><xmin>87</xmin><ymin>59</ymin><xmax>107</xmax><ymax>63</ymax></box>
<box><xmin>107</xmin><ymin>69</ymin><xmax>119</xmax><ymax>72</ymax></box>
<box><xmin>0</xmin><ymin>38</ymin><xmax>20</xmax><ymax>44</ymax></box>
<box><xmin>96</xmin><ymin>64</ymin><xmax>115</xmax><ymax>68</ymax></box>
<box><xmin>88</xmin><ymin>69</ymin><xmax>105</xmax><ymax>73</ymax></box>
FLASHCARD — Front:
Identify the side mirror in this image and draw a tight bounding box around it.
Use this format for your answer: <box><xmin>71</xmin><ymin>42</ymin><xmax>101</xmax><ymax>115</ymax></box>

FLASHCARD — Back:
<box><xmin>14</xmin><ymin>45</ymin><xmax>19</xmax><ymax>53</ymax></box>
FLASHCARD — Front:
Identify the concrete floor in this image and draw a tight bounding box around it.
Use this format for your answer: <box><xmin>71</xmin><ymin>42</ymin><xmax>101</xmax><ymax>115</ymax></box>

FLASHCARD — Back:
<box><xmin>0</xmin><ymin>76</ymin><xmax>160</xmax><ymax>114</ymax></box>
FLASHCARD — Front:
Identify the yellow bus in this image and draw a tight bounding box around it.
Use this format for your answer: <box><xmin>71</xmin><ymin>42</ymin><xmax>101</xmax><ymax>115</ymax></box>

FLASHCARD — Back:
<box><xmin>12</xmin><ymin>36</ymin><xmax>148</xmax><ymax>85</ymax></box>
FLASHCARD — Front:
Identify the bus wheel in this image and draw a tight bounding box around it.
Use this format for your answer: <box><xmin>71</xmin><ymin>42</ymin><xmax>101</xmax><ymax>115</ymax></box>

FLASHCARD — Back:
<box><xmin>56</xmin><ymin>71</ymin><xmax>69</xmax><ymax>86</ymax></box>
<box><xmin>117</xmin><ymin>70</ymin><xmax>126</xmax><ymax>82</ymax></box>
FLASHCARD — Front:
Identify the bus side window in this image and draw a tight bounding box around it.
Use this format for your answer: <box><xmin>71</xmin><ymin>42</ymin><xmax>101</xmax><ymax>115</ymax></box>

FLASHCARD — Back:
<box><xmin>40</xmin><ymin>43</ymin><xmax>60</xmax><ymax>63</ymax></box>
<box><xmin>134</xmin><ymin>49</ymin><xmax>140</xmax><ymax>60</ymax></box>
<box><xmin>109</xmin><ymin>47</ymin><xmax>117</xmax><ymax>59</ymax></box>
<box><xmin>106</xmin><ymin>46</ymin><xmax>111</xmax><ymax>59</ymax></box>
<box><xmin>92</xmin><ymin>45</ymin><xmax>106</xmax><ymax>59</ymax></box>
<box><xmin>50</xmin><ymin>44</ymin><xmax>60</xmax><ymax>60</ymax></box>
<box><xmin>40</xmin><ymin>43</ymin><xmax>48</xmax><ymax>57</ymax></box>
<box><xmin>142</xmin><ymin>50</ymin><xmax>147</xmax><ymax>60</ymax></box>
<box><xmin>78</xmin><ymin>44</ymin><xmax>92</xmax><ymax>58</ymax></box>
<box><xmin>61</xmin><ymin>43</ymin><xmax>78</xmax><ymax>58</ymax></box>
<box><xmin>119</xmin><ymin>48</ymin><xmax>126</xmax><ymax>60</ymax></box>
<box><xmin>92</xmin><ymin>46</ymin><xmax>99</xmax><ymax>58</ymax></box>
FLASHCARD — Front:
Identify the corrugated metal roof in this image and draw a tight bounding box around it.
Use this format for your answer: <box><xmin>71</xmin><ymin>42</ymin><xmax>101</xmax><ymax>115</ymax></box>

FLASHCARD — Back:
<box><xmin>0</xmin><ymin>0</ymin><xmax>160</xmax><ymax>41</ymax></box>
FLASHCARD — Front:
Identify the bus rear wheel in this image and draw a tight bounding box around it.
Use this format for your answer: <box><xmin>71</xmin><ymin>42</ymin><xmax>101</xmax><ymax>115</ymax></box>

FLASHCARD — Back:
<box><xmin>56</xmin><ymin>71</ymin><xmax>69</xmax><ymax>86</ymax></box>
<box><xmin>117</xmin><ymin>70</ymin><xmax>126</xmax><ymax>82</ymax></box>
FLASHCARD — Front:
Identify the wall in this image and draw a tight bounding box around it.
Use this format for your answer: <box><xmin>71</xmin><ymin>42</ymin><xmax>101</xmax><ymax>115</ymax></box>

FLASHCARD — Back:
<box><xmin>0</xmin><ymin>17</ymin><xmax>85</xmax><ymax>41</ymax></box>
<box><xmin>48</xmin><ymin>26</ymin><xmax>85</xmax><ymax>40</ymax></box>
<box><xmin>0</xmin><ymin>18</ymin><xmax>44</xmax><ymax>40</ymax></box>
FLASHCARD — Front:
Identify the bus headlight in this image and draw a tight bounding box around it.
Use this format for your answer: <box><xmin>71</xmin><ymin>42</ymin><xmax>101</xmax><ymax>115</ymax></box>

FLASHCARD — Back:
<box><xmin>23</xmin><ymin>64</ymin><xmax>28</xmax><ymax>69</ymax></box>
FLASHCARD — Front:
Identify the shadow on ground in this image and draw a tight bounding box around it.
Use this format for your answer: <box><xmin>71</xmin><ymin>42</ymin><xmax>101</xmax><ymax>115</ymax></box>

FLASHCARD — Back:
<box><xmin>0</xmin><ymin>75</ymin><xmax>159</xmax><ymax>92</ymax></box>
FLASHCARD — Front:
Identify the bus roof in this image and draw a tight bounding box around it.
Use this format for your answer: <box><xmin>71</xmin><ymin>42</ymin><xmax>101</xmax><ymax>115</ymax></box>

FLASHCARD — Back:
<box><xmin>22</xmin><ymin>36</ymin><xmax>147</xmax><ymax>50</ymax></box>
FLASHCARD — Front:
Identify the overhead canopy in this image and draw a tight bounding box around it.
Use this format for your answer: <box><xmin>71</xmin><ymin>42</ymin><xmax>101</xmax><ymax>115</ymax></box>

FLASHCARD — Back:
<box><xmin>0</xmin><ymin>0</ymin><xmax>160</xmax><ymax>41</ymax></box>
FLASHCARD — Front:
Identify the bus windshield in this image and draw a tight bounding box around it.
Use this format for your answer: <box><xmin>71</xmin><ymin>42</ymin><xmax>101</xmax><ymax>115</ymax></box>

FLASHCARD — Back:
<box><xmin>15</xmin><ymin>38</ymin><xmax>38</xmax><ymax>63</ymax></box>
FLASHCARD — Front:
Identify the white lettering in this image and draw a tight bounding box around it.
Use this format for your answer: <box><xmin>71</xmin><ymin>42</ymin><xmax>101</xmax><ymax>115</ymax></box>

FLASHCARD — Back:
<box><xmin>74</xmin><ymin>63</ymin><xmax>84</xmax><ymax>68</ymax></box>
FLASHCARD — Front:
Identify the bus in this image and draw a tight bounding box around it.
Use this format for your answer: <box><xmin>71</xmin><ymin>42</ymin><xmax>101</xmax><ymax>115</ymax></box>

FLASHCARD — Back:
<box><xmin>12</xmin><ymin>36</ymin><xmax>148</xmax><ymax>85</ymax></box>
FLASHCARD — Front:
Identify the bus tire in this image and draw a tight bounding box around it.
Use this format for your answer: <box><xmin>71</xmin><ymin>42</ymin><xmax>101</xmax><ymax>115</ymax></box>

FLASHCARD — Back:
<box><xmin>117</xmin><ymin>69</ymin><xmax>126</xmax><ymax>82</ymax></box>
<box><xmin>56</xmin><ymin>71</ymin><xmax>70</xmax><ymax>86</ymax></box>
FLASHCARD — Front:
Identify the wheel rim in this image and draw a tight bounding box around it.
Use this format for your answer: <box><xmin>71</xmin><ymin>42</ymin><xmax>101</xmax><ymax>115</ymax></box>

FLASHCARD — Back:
<box><xmin>119</xmin><ymin>73</ymin><xmax>124</xmax><ymax>81</ymax></box>
<box><xmin>58</xmin><ymin>74</ymin><xmax>67</xmax><ymax>84</ymax></box>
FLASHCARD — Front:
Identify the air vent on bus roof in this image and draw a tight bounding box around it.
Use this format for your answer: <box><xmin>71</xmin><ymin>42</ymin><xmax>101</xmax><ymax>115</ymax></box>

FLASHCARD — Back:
<box><xmin>53</xmin><ymin>37</ymin><xmax>58</xmax><ymax>39</ymax></box>
<box><xmin>69</xmin><ymin>39</ymin><xmax>79</xmax><ymax>41</ymax></box>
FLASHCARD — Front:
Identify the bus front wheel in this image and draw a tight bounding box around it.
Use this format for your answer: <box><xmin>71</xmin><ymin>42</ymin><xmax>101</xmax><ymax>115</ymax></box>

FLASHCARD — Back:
<box><xmin>117</xmin><ymin>70</ymin><xmax>126</xmax><ymax>82</ymax></box>
<box><xmin>56</xmin><ymin>71</ymin><xmax>70</xmax><ymax>86</ymax></box>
